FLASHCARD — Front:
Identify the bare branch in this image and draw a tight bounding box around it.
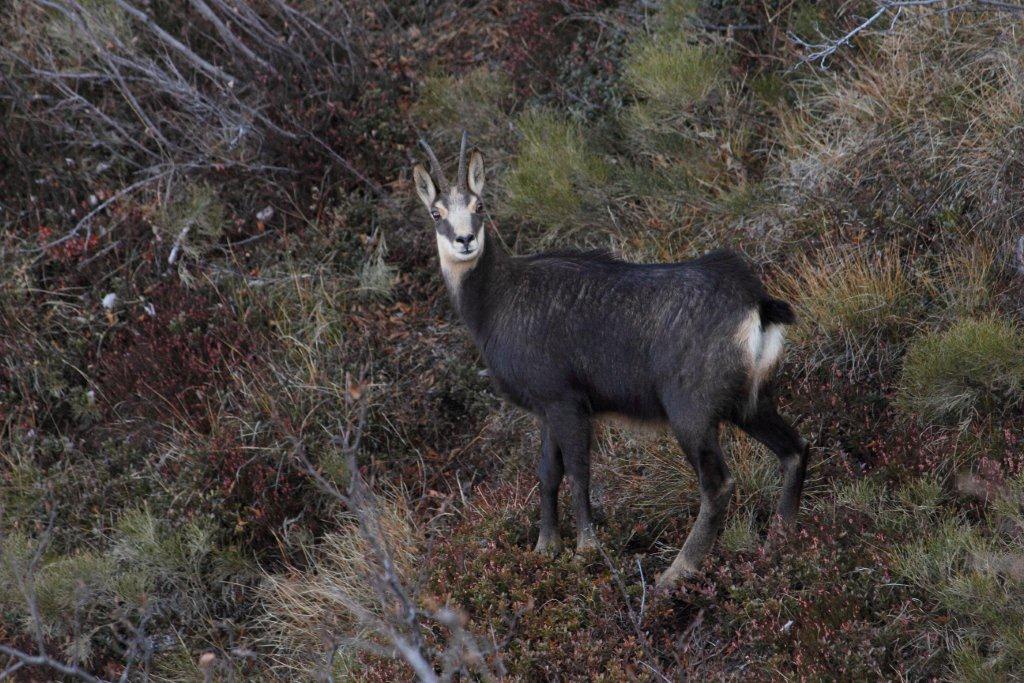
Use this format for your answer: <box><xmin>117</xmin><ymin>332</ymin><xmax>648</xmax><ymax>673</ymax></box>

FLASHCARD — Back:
<box><xmin>788</xmin><ymin>3</ymin><xmax>894</xmax><ymax>69</ymax></box>
<box><xmin>187</xmin><ymin>0</ymin><xmax>275</xmax><ymax>73</ymax></box>
<box><xmin>594</xmin><ymin>543</ymin><xmax>671</xmax><ymax>683</ymax></box>
<box><xmin>0</xmin><ymin>645</ymin><xmax>108</xmax><ymax>683</ymax></box>
<box><xmin>0</xmin><ymin>506</ymin><xmax>111</xmax><ymax>683</ymax></box>
<box><xmin>788</xmin><ymin>1</ymin><xmax>1024</xmax><ymax>69</ymax></box>
<box><xmin>289</xmin><ymin>387</ymin><xmax>506</xmax><ymax>682</ymax></box>
<box><xmin>109</xmin><ymin>0</ymin><xmax>236</xmax><ymax>84</ymax></box>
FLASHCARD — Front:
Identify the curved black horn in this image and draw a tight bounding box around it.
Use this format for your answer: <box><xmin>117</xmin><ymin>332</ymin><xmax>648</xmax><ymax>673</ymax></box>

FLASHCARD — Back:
<box><xmin>419</xmin><ymin>138</ymin><xmax>449</xmax><ymax>191</ymax></box>
<box><xmin>456</xmin><ymin>131</ymin><xmax>469</xmax><ymax>190</ymax></box>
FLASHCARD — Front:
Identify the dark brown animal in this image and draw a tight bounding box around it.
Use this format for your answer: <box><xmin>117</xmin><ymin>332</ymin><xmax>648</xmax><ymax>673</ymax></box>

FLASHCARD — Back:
<box><xmin>413</xmin><ymin>133</ymin><xmax>809</xmax><ymax>586</ymax></box>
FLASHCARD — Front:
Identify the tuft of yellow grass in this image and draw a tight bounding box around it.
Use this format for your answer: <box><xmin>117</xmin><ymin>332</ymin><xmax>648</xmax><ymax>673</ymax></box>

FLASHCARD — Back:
<box><xmin>258</xmin><ymin>489</ymin><xmax>422</xmax><ymax>679</ymax></box>
<box><xmin>777</xmin><ymin>241</ymin><xmax>919</xmax><ymax>374</ymax></box>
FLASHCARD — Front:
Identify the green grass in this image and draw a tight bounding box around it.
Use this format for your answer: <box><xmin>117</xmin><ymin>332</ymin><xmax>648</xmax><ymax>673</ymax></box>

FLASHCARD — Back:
<box><xmin>625</xmin><ymin>38</ymin><xmax>724</xmax><ymax>109</ymax></box>
<box><xmin>894</xmin><ymin>511</ymin><xmax>1024</xmax><ymax>679</ymax></box>
<box><xmin>899</xmin><ymin>318</ymin><xmax>1024</xmax><ymax>425</ymax></box>
<box><xmin>414</xmin><ymin>66</ymin><xmax>513</xmax><ymax>150</ymax></box>
<box><xmin>505</xmin><ymin>108</ymin><xmax>609</xmax><ymax>234</ymax></box>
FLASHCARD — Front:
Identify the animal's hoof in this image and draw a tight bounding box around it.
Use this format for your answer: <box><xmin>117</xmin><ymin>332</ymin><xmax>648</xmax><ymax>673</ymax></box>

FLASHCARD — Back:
<box><xmin>770</xmin><ymin>511</ymin><xmax>798</xmax><ymax>534</ymax></box>
<box><xmin>655</xmin><ymin>559</ymin><xmax>698</xmax><ymax>590</ymax></box>
<box><xmin>534</xmin><ymin>533</ymin><xmax>563</xmax><ymax>556</ymax></box>
<box><xmin>575</xmin><ymin>530</ymin><xmax>599</xmax><ymax>554</ymax></box>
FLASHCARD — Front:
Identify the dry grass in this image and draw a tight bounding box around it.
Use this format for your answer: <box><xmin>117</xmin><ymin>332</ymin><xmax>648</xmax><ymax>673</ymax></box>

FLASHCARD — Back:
<box><xmin>596</xmin><ymin>426</ymin><xmax>698</xmax><ymax>534</ymax></box>
<box><xmin>930</xmin><ymin>238</ymin><xmax>999</xmax><ymax>317</ymax></box>
<box><xmin>777</xmin><ymin>241</ymin><xmax>919</xmax><ymax>373</ymax></box>
<box><xmin>259</xmin><ymin>490</ymin><xmax>421</xmax><ymax>679</ymax></box>
<box><xmin>777</xmin><ymin>12</ymin><xmax>1024</xmax><ymax>236</ymax></box>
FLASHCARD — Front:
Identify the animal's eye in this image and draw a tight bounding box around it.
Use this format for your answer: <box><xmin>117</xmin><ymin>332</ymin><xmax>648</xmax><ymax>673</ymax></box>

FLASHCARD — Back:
<box><xmin>430</xmin><ymin>209</ymin><xmax>440</xmax><ymax>221</ymax></box>
<box><xmin>475</xmin><ymin>201</ymin><xmax>484</xmax><ymax>213</ymax></box>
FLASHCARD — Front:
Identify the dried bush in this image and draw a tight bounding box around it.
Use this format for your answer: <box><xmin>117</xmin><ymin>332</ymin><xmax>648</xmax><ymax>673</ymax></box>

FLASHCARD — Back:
<box><xmin>0</xmin><ymin>0</ymin><xmax>381</xmax><ymax>251</ymax></box>
<box><xmin>778</xmin><ymin>12</ymin><xmax>1024</xmax><ymax>237</ymax></box>
<box><xmin>778</xmin><ymin>242</ymin><xmax>919</xmax><ymax>374</ymax></box>
<box><xmin>258</xmin><ymin>490</ymin><xmax>421</xmax><ymax>679</ymax></box>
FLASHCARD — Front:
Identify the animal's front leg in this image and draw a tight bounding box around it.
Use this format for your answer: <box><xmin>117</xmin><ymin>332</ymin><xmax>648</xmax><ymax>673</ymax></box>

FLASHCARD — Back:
<box><xmin>534</xmin><ymin>422</ymin><xmax>564</xmax><ymax>555</ymax></box>
<box><xmin>546</xmin><ymin>404</ymin><xmax>597</xmax><ymax>552</ymax></box>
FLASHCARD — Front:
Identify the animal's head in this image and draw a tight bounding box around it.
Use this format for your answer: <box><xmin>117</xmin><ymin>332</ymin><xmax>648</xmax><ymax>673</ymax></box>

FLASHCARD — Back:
<box><xmin>413</xmin><ymin>132</ymin><xmax>486</xmax><ymax>269</ymax></box>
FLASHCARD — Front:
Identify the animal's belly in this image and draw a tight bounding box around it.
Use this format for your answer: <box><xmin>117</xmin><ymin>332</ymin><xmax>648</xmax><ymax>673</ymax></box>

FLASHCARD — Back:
<box><xmin>594</xmin><ymin>412</ymin><xmax>669</xmax><ymax>435</ymax></box>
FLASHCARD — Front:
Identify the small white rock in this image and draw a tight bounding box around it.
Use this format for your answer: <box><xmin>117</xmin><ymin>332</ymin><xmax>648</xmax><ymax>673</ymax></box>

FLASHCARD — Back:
<box><xmin>88</xmin><ymin>194</ymin><xmax>98</xmax><ymax>207</ymax></box>
<box><xmin>101</xmin><ymin>293</ymin><xmax>117</xmax><ymax>310</ymax></box>
<box><xmin>781</xmin><ymin>620</ymin><xmax>795</xmax><ymax>633</ymax></box>
<box><xmin>256</xmin><ymin>206</ymin><xmax>274</xmax><ymax>223</ymax></box>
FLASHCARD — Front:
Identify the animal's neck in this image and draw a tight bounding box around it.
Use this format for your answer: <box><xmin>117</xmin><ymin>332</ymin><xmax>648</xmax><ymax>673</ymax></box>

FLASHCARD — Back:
<box><xmin>444</xmin><ymin>227</ymin><xmax>508</xmax><ymax>338</ymax></box>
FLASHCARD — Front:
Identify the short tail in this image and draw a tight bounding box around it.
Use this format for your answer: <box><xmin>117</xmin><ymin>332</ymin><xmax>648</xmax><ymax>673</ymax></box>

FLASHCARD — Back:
<box><xmin>759</xmin><ymin>298</ymin><xmax>796</xmax><ymax>327</ymax></box>
<box><xmin>735</xmin><ymin>298</ymin><xmax>796</xmax><ymax>416</ymax></box>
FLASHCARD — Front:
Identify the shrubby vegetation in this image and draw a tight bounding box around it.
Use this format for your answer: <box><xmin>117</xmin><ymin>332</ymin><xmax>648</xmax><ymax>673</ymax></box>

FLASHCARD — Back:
<box><xmin>2</xmin><ymin>0</ymin><xmax>1024</xmax><ymax>679</ymax></box>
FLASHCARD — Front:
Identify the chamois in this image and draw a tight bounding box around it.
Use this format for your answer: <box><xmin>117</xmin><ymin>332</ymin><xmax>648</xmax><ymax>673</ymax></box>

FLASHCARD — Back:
<box><xmin>413</xmin><ymin>133</ymin><xmax>809</xmax><ymax>587</ymax></box>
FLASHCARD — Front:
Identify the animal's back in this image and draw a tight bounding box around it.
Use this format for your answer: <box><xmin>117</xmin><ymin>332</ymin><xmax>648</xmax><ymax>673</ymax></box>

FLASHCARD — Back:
<box><xmin>481</xmin><ymin>248</ymin><xmax>768</xmax><ymax>418</ymax></box>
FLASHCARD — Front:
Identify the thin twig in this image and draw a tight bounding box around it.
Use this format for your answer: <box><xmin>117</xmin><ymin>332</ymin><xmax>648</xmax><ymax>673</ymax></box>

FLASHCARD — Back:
<box><xmin>0</xmin><ymin>646</ymin><xmax>108</xmax><ymax>683</ymax></box>
<box><xmin>594</xmin><ymin>543</ymin><xmax>671</xmax><ymax>682</ymax></box>
<box><xmin>789</xmin><ymin>0</ymin><xmax>1024</xmax><ymax>69</ymax></box>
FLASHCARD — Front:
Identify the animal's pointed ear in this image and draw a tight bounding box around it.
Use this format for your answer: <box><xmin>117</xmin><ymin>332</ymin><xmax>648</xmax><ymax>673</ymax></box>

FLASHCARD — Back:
<box><xmin>467</xmin><ymin>150</ymin><xmax>485</xmax><ymax>195</ymax></box>
<box><xmin>413</xmin><ymin>164</ymin><xmax>437</xmax><ymax>209</ymax></box>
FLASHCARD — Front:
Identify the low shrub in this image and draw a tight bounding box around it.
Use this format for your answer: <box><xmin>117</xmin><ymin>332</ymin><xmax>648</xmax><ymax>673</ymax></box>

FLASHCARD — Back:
<box><xmin>0</xmin><ymin>508</ymin><xmax>254</xmax><ymax>677</ymax></box>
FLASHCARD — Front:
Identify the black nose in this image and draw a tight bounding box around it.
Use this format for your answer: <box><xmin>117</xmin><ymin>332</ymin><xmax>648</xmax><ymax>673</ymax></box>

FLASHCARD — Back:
<box><xmin>455</xmin><ymin>235</ymin><xmax>475</xmax><ymax>248</ymax></box>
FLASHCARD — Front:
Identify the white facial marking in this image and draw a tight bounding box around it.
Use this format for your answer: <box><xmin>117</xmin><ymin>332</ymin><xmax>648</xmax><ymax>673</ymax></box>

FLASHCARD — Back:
<box><xmin>445</xmin><ymin>187</ymin><xmax>476</xmax><ymax>241</ymax></box>
<box><xmin>435</xmin><ymin>188</ymin><xmax>483</xmax><ymax>300</ymax></box>
<box><xmin>436</xmin><ymin>230</ymin><xmax>484</xmax><ymax>298</ymax></box>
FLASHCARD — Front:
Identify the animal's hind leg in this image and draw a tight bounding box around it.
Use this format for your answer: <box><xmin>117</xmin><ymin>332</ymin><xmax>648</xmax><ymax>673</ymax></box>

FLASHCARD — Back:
<box><xmin>735</xmin><ymin>400</ymin><xmax>809</xmax><ymax>525</ymax></box>
<box><xmin>534</xmin><ymin>421</ymin><xmax>564</xmax><ymax>555</ymax></box>
<box><xmin>545</xmin><ymin>404</ymin><xmax>597</xmax><ymax>552</ymax></box>
<box><xmin>658</xmin><ymin>423</ymin><xmax>734</xmax><ymax>587</ymax></box>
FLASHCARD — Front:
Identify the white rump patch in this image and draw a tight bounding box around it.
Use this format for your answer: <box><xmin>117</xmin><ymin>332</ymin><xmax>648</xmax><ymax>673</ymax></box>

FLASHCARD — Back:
<box><xmin>734</xmin><ymin>309</ymin><xmax>787</xmax><ymax>415</ymax></box>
